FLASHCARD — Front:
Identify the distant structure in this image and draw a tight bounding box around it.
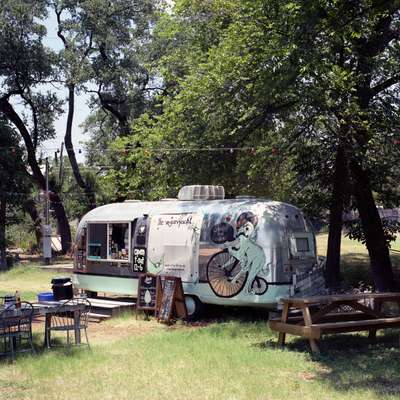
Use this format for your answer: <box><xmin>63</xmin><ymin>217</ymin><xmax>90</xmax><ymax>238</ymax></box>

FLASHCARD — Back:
<box><xmin>343</xmin><ymin>208</ymin><xmax>400</xmax><ymax>222</ymax></box>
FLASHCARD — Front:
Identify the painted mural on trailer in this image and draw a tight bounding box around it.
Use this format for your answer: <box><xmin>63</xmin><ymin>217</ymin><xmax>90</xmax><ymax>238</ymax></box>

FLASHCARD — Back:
<box><xmin>146</xmin><ymin>210</ymin><xmax>271</xmax><ymax>299</ymax></box>
<box><xmin>203</xmin><ymin>211</ymin><xmax>270</xmax><ymax>298</ymax></box>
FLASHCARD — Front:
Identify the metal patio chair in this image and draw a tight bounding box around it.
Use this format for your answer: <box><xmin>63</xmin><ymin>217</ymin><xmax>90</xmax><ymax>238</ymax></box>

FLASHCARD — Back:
<box><xmin>46</xmin><ymin>298</ymin><xmax>91</xmax><ymax>349</ymax></box>
<box><xmin>0</xmin><ymin>302</ymin><xmax>35</xmax><ymax>358</ymax></box>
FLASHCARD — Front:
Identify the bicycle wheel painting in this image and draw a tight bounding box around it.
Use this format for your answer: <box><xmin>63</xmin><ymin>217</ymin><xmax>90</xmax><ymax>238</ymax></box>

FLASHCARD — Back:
<box><xmin>206</xmin><ymin>250</ymin><xmax>248</xmax><ymax>297</ymax></box>
<box><xmin>251</xmin><ymin>276</ymin><xmax>268</xmax><ymax>295</ymax></box>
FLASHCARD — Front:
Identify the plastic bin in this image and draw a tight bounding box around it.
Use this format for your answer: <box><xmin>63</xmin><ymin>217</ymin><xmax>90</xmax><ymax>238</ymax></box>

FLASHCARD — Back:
<box><xmin>51</xmin><ymin>277</ymin><xmax>73</xmax><ymax>301</ymax></box>
<box><xmin>38</xmin><ymin>292</ymin><xmax>54</xmax><ymax>302</ymax></box>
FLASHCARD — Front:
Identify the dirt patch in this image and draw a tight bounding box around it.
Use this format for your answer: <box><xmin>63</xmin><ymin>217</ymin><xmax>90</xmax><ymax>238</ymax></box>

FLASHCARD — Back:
<box><xmin>88</xmin><ymin>319</ymin><xmax>161</xmax><ymax>343</ymax></box>
<box><xmin>31</xmin><ymin>315</ymin><xmax>212</xmax><ymax>346</ymax></box>
<box><xmin>299</xmin><ymin>371</ymin><xmax>316</xmax><ymax>381</ymax></box>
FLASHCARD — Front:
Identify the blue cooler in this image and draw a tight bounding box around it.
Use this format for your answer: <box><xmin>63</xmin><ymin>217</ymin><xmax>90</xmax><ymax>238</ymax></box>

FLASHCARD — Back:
<box><xmin>38</xmin><ymin>292</ymin><xmax>55</xmax><ymax>302</ymax></box>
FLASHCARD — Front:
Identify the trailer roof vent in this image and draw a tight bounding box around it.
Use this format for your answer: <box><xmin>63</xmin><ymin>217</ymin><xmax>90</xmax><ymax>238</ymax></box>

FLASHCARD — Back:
<box><xmin>124</xmin><ymin>199</ymin><xmax>141</xmax><ymax>203</ymax></box>
<box><xmin>178</xmin><ymin>185</ymin><xmax>225</xmax><ymax>201</ymax></box>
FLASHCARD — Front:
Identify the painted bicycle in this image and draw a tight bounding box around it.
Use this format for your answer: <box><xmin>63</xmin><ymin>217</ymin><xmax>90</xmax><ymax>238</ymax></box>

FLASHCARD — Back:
<box><xmin>206</xmin><ymin>212</ymin><xmax>269</xmax><ymax>298</ymax></box>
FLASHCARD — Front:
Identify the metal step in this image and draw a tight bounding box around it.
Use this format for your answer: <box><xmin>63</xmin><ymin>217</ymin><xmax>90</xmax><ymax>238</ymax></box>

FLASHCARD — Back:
<box><xmin>87</xmin><ymin>298</ymin><xmax>136</xmax><ymax>317</ymax></box>
<box><xmin>88</xmin><ymin>312</ymin><xmax>112</xmax><ymax>322</ymax></box>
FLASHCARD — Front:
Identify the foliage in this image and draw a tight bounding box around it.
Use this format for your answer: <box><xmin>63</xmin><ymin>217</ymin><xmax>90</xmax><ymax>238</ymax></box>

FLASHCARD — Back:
<box><xmin>6</xmin><ymin>216</ymin><xmax>39</xmax><ymax>251</ymax></box>
<box><xmin>105</xmin><ymin>0</ymin><xmax>400</xmax><ymax>224</ymax></box>
<box><xmin>345</xmin><ymin>219</ymin><xmax>400</xmax><ymax>248</ymax></box>
<box><xmin>46</xmin><ymin>155</ymin><xmax>110</xmax><ymax>220</ymax></box>
<box><xmin>0</xmin><ymin>0</ymin><xmax>62</xmax><ymax>146</ymax></box>
<box><xmin>52</xmin><ymin>0</ymin><xmax>157</xmax><ymax>133</ymax></box>
<box><xmin>0</xmin><ymin>119</ymin><xmax>32</xmax><ymax>237</ymax></box>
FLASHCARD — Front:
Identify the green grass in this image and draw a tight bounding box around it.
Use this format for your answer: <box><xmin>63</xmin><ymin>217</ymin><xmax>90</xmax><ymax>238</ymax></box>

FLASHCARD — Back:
<box><xmin>1</xmin><ymin>318</ymin><xmax>400</xmax><ymax>400</ymax></box>
<box><xmin>0</xmin><ymin>265</ymin><xmax>70</xmax><ymax>302</ymax></box>
<box><xmin>317</xmin><ymin>234</ymin><xmax>400</xmax><ymax>287</ymax></box>
<box><xmin>1</xmin><ymin>247</ymin><xmax>400</xmax><ymax>400</ymax></box>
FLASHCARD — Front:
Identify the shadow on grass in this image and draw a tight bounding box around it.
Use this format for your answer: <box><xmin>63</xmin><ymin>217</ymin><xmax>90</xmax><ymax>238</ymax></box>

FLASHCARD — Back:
<box><xmin>341</xmin><ymin>252</ymin><xmax>400</xmax><ymax>288</ymax></box>
<box><xmin>0</xmin><ymin>332</ymin><xmax>90</xmax><ymax>364</ymax></box>
<box><xmin>258</xmin><ymin>331</ymin><xmax>400</xmax><ymax>396</ymax></box>
<box><xmin>199</xmin><ymin>304</ymin><xmax>270</xmax><ymax>323</ymax></box>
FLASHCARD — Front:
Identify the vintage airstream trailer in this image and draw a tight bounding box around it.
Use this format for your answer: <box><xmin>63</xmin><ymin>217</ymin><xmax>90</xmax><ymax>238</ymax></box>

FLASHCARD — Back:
<box><xmin>73</xmin><ymin>185</ymin><xmax>325</xmax><ymax>318</ymax></box>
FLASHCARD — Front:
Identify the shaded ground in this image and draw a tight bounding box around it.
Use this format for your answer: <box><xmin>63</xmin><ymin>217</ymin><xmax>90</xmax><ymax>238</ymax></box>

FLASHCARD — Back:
<box><xmin>317</xmin><ymin>234</ymin><xmax>400</xmax><ymax>287</ymax></box>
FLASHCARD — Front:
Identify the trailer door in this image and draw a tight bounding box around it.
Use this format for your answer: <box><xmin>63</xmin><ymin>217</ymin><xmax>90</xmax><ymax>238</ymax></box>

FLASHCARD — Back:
<box><xmin>146</xmin><ymin>213</ymin><xmax>203</xmax><ymax>283</ymax></box>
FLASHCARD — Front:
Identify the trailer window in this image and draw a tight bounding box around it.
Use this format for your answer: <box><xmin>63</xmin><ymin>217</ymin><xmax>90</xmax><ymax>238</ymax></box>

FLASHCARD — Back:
<box><xmin>88</xmin><ymin>223</ymin><xmax>107</xmax><ymax>259</ymax></box>
<box><xmin>87</xmin><ymin>222</ymin><xmax>131</xmax><ymax>263</ymax></box>
<box><xmin>108</xmin><ymin>223</ymin><xmax>129</xmax><ymax>260</ymax></box>
<box><xmin>295</xmin><ymin>238</ymin><xmax>310</xmax><ymax>252</ymax></box>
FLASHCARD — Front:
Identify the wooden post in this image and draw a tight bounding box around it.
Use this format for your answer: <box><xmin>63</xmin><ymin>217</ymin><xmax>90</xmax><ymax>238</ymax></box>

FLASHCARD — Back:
<box><xmin>278</xmin><ymin>302</ymin><xmax>289</xmax><ymax>346</ymax></box>
<box><xmin>368</xmin><ymin>299</ymin><xmax>382</xmax><ymax>340</ymax></box>
<box><xmin>301</xmin><ymin>305</ymin><xmax>320</xmax><ymax>354</ymax></box>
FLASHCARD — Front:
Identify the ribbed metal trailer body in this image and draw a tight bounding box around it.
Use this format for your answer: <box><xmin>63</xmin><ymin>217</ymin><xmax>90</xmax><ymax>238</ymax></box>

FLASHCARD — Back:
<box><xmin>73</xmin><ymin>196</ymin><xmax>325</xmax><ymax>313</ymax></box>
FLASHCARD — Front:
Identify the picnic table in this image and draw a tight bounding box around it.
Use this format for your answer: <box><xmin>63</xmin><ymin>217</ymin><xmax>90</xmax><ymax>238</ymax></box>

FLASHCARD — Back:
<box><xmin>269</xmin><ymin>292</ymin><xmax>400</xmax><ymax>353</ymax></box>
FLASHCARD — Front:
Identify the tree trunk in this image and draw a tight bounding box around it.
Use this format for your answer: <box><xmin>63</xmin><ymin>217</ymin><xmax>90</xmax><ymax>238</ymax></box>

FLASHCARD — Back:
<box><xmin>350</xmin><ymin>159</ymin><xmax>394</xmax><ymax>291</ymax></box>
<box><xmin>0</xmin><ymin>97</ymin><xmax>72</xmax><ymax>253</ymax></box>
<box><xmin>24</xmin><ymin>198</ymin><xmax>42</xmax><ymax>248</ymax></box>
<box><xmin>49</xmin><ymin>192</ymin><xmax>72</xmax><ymax>254</ymax></box>
<box><xmin>0</xmin><ymin>199</ymin><xmax>7</xmax><ymax>270</ymax></box>
<box><xmin>325</xmin><ymin>146</ymin><xmax>347</xmax><ymax>288</ymax></box>
<box><xmin>64</xmin><ymin>84</ymin><xmax>96</xmax><ymax>210</ymax></box>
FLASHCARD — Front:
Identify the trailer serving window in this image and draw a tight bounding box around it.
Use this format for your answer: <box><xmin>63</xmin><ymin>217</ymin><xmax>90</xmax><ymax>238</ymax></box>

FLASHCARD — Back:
<box><xmin>87</xmin><ymin>222</ymin><xmax>131</xmax><ymax>263</ymax></box>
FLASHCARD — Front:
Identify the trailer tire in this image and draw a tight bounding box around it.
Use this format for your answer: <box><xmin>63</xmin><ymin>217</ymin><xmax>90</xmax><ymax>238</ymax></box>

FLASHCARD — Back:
<box><xmin>184</xmin><ymin>295</ymin><xmax>204</xmax><ymax>321</ymax></box>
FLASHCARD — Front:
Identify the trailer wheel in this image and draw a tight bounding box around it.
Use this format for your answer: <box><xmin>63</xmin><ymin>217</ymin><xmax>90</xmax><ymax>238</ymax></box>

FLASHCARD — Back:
<box><xmin>206</xmin><ymin>249</ymin><xmax>248</xmax><ymax>298</ymax></box>
<box><xmin>184</xmin><ymin>295</ymin><xmax>204</xmax><ymax>321</ymax></box>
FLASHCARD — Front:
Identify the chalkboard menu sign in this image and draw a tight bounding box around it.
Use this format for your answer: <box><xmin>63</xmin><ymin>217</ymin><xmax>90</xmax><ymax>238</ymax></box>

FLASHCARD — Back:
<box><xmin>133</xmin><ymin>247</ymin><xmax>146</xmax><ymax>272</ymax></box>
<box><xmin>157</xmin><ymin>276</ymin><xmax>187</xmax><ymax>324</ymax></box>
<box><xmin>136</xmin><ymin>274</ymin><xmax>160</xmax><ymax>311</ymax></box>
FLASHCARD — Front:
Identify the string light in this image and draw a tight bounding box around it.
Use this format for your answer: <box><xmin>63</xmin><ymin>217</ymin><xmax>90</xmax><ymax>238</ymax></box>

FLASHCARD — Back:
<box><xmin>0</xmin><ymin>145</ymin><xmax>274</xmax><ymax>153</ymax></box>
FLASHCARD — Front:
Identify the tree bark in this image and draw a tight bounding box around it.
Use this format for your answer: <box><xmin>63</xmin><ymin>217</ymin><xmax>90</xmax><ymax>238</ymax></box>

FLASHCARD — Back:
<box><xmin>0</xmin><ymin>199</ymin><xmax>7</xmax><ymax>270</ymax></box>
<box><xmin>50</xmin><ymin>192</ymin><xmax>72</xmax><ymax>254</ymax></box>
<box><xmin>23</xmin><ymin>198</ymin><xmax>42</xmax><ymax>248</ymax></box>
<box><xmin>350</xmin><ymin>159</ymin><xmax>394</xmax><ymax>291</ymax></box>
<box><xmin>325</xmin><ymin>145</ymin><xmax>347</xmax><ymax>288</ymax></box>
<box><xmin>64</xmin><ymin>84</ymin><xmax>96</xmax><ymax>210</ymax></box>
<box><xmin>0</xmin><ymin>97</ymin><xmax>72</xmax><ymax>253</ymax></box>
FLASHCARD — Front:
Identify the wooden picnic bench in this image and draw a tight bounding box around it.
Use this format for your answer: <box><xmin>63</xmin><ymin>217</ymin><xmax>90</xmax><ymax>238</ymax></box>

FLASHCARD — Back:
<box><xmin>269</xmin><ymin>292</ymin><xmax>400</xmax><ymax>353</ymax></box>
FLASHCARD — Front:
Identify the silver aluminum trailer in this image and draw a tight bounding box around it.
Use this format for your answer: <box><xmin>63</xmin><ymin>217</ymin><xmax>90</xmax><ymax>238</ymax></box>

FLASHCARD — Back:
<box><xmin>73</xmin><ymin>186</ymin><xmax>325</xmax><ymax>318</ymax></box>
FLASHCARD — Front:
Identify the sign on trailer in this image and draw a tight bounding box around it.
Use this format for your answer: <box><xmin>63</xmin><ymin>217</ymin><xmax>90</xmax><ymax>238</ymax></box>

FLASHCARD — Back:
<box><xmin>157</xmin><ymin>276</ymin><xmax>187</xmax><ymax>324</ymax></box>
<box><xmin>136</xmin><ymin>274</ymin><xmax>160</xmax><ymax>311</ymax></box>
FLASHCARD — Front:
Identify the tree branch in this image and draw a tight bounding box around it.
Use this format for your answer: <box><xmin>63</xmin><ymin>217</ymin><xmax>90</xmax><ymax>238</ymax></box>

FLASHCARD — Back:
<box><xmin>370</xmin><ymin>75</ymin><xmax>400</xmax><ymax>97</ymax></box>
<box><xmin>55</xmin><ymin>7</ymin><xmax>69</xmax><ymax>49</ymax></box>
<box><xmin>0</xmin><ymin>97</ymin><xmax>46</xmax><ymax>189</ymax></box>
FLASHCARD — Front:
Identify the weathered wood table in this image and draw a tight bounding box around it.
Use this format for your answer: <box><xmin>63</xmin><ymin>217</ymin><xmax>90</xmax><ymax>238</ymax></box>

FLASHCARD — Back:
<box><xmin>269</xmin><ymin>292</ymin><xmax>400</xmax><ymax>353</ymax></box>
<box><xmin>32</xmin><ymin>301</ymin><xmax>86</xmax><ymax>347</ymax></box>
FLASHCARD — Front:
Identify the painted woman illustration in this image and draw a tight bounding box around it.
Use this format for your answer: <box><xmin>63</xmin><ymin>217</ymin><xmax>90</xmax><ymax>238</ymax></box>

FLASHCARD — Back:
<box><xmin>206</xmin><ymin>212</ymin><xmax>269</xmax><ymax>297</ymax></box>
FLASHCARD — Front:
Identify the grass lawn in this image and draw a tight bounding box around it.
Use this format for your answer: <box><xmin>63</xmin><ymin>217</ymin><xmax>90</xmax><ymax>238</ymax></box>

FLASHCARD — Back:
<box><xmin>1</xmin><ymin>238</ymin><xmax>400</xmax><ymax>400</ymax></box>
<box><xmin>317</xmin><ymin>234</ymin><xmax>400</xmax><ymax>287</ymax></box>
<box><xmin>0</xmin><ymin>265</ymin><xmax>63</xmax><ymax>302</ymax></box>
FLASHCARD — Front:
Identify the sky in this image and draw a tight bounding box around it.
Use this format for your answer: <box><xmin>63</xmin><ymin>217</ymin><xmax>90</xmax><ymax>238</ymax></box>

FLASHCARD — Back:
<box><xmin>40</xmin><ymin>11</ymin><xmax>90</xmax><ymax>163</ymax></box>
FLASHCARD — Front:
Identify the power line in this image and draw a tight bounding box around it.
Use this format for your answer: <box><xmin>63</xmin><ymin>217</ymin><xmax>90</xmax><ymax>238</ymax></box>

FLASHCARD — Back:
<box><xmin>0</xmin><ymin>145</ymin><xmax>268</xmax><ymax>153</ymax></box>
<box><xmin>1</xmin><ymin>138</ymin><xmax>397</xmax><ymax>155</ymax></box>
